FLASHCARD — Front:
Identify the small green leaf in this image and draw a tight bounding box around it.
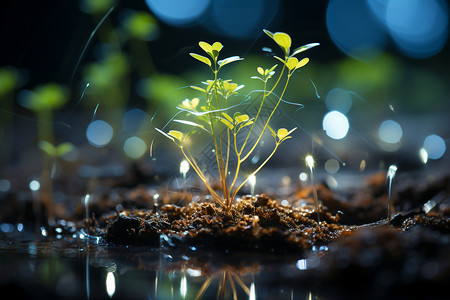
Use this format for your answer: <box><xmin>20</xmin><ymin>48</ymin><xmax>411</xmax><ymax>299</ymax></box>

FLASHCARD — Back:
<box><xmin>218</xmin><ymin>56</ymin><xmax>243</xmax><ymax>68</ymax></box>
<box><xmin>199</xmin><ymin>41</ymin><xmax>212</xmax><ymax>56</ymax></box>
<box><xmin>55</xmin><ymin>142</ymin><xmax>74</xmax><ymax>157</ymax></box>
<box><xmin>267</xmin><ymin>125</ymin><xmax>276</xmax><ymax>138</ymax></box>
<box><xmin>274</xmin><ymin>56</ymin><xmax>285</xmax><ymax>65</ymax></box>
<box><xmin>235</xmin><ymin>114</ymin><xmax>249</xmax><ymax>124</ymax></box>
<box><xmin>295</xmin><ymin>57</ymin><xmax>309</xmax><ymax>70</ymax></box>
<box><xmin>251</xmin><ymin>76</ymin><xmax>263</xmax><ymax>81</ymax></box>
<box><xmin>190</xmin><ymin>53</ymin><xmax>211</xmax><ymax>67</ymax></box>
<box><xmin>263</xmin><ymin>29</ymin><xmax>274</xmax><ymax>39</ymax></box>
<box><xmin>212</xmin><ymin>42</ymin><xmax>223</xmax><ymax>53</ymax></box>
<box><xmin>38</xmin><ymin>140</ymin><xmax>56</xmax><ymax>157</ymax></box>
<box><xmin>267</xmin><ymin>64</ymin><xmax>278</xmax><ymax>74</ymax></box>
<box><xmin>168</xmin><ymin>130</ymin><xmax>184</xmax><ymax>142</ymax></box>
<box><xmin>155</xmin><ymin>128</ymin><xmax>174</xmax><ymax>142</ymax></box>
<box><xmin>278</xmin><ymin>127</ymin><xmax>297</xmax><ymax>142</ymax></box>
<box><xmin>291</xmin><ymin>43</ymin><xmax>320</xmax><ymax>57</ymax></box>
<box><xmin>173</xmin><ymin>119</ymin><xmax>205</xmax><ymax>130</ymax></box>
<box><xmin>190</xmin><ymin>85</ymin><xmax>206</xmax><ymax>93</ymax></box>
<box><xmin>277</xmin><ymin>128</ymin><xmax>289</xmax><ymax>140</ymax></box>
<box><xmin>286</xmin><ymin>57</ymin><xmax>299</xmax><ymax>71</ymax></box>
<box><xmin>241</xmin><ymin>120</ymin><xmax>254</xmax><ymax>128</ymax></box>
<box><xmin>185</xmin><ymin>130</ymin><xmax>197</xmax><ymax>140</ymax></box>
<box><xmin>233</xmin><ymin>112</ymin><xmax>242</xmax><ymax>120</ymax></box>
<box><xmin>179</xmin><ymin>98</ymin><xmax>200</xmax><ymax>111</ymax></box>
<box><xmin>273</xmin><ymin>32</ymin><xmax>292</xmax><ymax>55</ymax></box>
<box><xmin>220</xmin><ymin>118</ymin><xmax>234</xmax><ymax>130</ymax></box>
<box><xmin>222</xmin><ymin>112</ymin><xmax>233</xmax><ymax>123</ymax></box>
<box><xmin>257</xmin><ymin>67</ymin><xmax>264</xmax><ymax>75</ymax></box>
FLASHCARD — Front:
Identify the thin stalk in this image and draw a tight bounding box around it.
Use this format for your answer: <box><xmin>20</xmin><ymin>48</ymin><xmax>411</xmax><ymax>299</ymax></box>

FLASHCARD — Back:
<box><xmin>195</xmin><ymin>277</ymin><xmax>213</xmax><ymax>300</ymax></box>
<box><xmin>232</xmin><ymin>143</ymin><xmax>279</xmax><ymax>200</ymax></box>
<box><xmin>217</xmin><ymin>271</ymin><xmax>227</xmax><ymax>300</ymax></box>
<box><xmin>228</xmin><ymin>133</ymin><xmax>242</xmax><ymax>197</ymax></box>
<box><xmin>181</xmin><ymin>147</ymin><xmax>225</xmax><ymax>208</ymax></box>
<box><xmin>227</xmin><ymin>272</ymin><xmax>238</xmax><ymax>300</ymax></box>
<box><xmin>224</xmin><ymin>97</ymin><xmax>232</xmax><ymax>207</ymax></box>
<box><xmin>239</xmin><ymin>64</ymin><xmax>286</xmax><ymax>157</ymax></box>
<box><xmin>229</xmin><ymin>72</ymin><xmax>291</xmax><ymax>197</ymax></box>
<box><xmin>242</xmin><ymin>74</ymin><xmax>291</xmax><ymax>162</ymax></box>
<box><xmin>231</xmin><ymin>273</ymin><xmax>250</xmax><ymax>295</ymax></box>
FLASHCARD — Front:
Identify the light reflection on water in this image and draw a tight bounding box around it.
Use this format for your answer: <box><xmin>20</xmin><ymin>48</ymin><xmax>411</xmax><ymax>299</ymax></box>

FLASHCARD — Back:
<box><xmin>0</xmin><ymin>235</ymin><xmax>321</xmax><ymax>299</ymax></box>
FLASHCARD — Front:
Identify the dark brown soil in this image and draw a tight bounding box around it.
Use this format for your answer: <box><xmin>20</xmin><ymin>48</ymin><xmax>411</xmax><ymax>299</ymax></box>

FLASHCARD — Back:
<box><xmin>76</xmin><ymin>170</ymin><xmax>450</xmax><ymax>254</ymax></box>
<box><xmin>93</xmin><ymin>194</ymin><xmax>353</xmax><ymax>253</ymax></box>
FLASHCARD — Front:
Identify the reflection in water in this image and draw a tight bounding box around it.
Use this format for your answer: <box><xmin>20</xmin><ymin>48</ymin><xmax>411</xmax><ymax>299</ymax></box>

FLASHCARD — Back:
<box><xmin>106</xmin><ymin>271</ymin><xmax>116</xmax><ymax>298</ymax></box>
<box><xmin>195</xmin><ymin>270</ymin><xmax>252</xmax><ymax>300</ymax></box>
<box><xmin>0</xmin><ymin>234</ymin><xmax>322</xmax><ymax>299</ymax></box>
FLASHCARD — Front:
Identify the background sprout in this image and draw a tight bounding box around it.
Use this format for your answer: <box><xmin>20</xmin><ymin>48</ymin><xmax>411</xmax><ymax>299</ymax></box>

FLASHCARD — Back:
<box><xmin>122</xmin><ymin>11</ymin><xmax>158</xmax><ymax>41</ymax></box>
<box><xmin>19</xmin><ymin>83</ymin><xmax>68</xmax><ymax>225</ymax></box>
<box><xmin>38</xmin><ymin>140</ymin><xmax>75</xmax><ymax>223</ymax></box>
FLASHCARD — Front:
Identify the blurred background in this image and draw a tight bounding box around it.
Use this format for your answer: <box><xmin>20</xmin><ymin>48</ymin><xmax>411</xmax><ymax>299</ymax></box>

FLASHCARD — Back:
<box><xmin>0</xmin><ymin>0</ymin><xmax>449</xmax><ymax>194</ymax></box>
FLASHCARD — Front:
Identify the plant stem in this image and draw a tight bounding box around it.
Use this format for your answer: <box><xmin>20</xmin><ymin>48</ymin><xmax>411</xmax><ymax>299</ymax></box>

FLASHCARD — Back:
<box><xmin>229</xmin><ymin>65</ymin><xmax>287</xmax><ymax>196</ymax></box>
<box><xmin>181</xmin><ymin>147</ymin><xmax>225</xmax><ymax>208</ymax></box>
<box><xmin>241</xmin><ymin>73</ymin><xmax>290</xmax><ymax>162</ymax></box>
<box><xmin>239</xmin><ymin>64</ymin><xmax>286</xmax><ymax>157</ymax></box>
<box><xmin>232</xmin><ymin>143</ymin><xmax>279</xmax><ymax>200</ymax></box>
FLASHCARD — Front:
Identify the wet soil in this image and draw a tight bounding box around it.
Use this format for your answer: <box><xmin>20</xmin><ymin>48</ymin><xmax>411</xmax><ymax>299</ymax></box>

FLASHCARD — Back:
<box><xmin>76</xmin><ymin>170</ymin><xmax>450</xmax><ymax>255</ymax></box>
<box><xmin>1</xmin><ymin>169</ymin><xmax>450</xmax><ymax>299</ymax></box>
<box><xmin>97</xmin><ymin>194</ymin><xmax>352</xmax><ymax>253</ymax></box>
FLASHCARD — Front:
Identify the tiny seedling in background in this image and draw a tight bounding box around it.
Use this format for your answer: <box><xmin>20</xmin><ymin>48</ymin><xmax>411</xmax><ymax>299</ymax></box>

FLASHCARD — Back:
<box><xmin>37</xmin><ymin>140</ymin><xmax>75</xmax><ymax>225</ymax></box>
<box><xmin>157</xmin><ymin>30</ymin><xmax>319</xmax><ymax>209</ymax></box>
<box><xmin>19</xmin><ymin>83</ymin><xmax>68</xmax><ymax>225</ymax></box>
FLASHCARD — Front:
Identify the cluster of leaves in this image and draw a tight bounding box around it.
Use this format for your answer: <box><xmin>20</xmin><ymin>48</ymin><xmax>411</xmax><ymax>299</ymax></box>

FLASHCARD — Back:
<box><xmin>157</xmin><ymin>30</ymin><xmax>318</xmax><ymax>209</ymax></box>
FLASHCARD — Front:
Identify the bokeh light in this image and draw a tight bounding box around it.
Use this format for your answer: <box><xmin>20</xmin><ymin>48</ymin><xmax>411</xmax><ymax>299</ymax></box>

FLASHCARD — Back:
<box><xmin>378</xmin><ymin>120</ymin><xmax>403</xmax><ymax>144</ymax></box>
<box><xmin>322</xmin><ymin>111</ymin><xmax>350</xmax><ymax>140</ymax></box>
<box><xmin>210</xmin><ymin>0</ymin><xmax>278</xmax><ymax>39</ymax></box>
<box><xmin>326</xmin><ymin>0</ymin><xmax>387</xmax><ymax>59</ymax></box>
<box><xmin>29</xmin><ymin>180</ymin><xmax>40</xmax><ymax>191</ymax></box>
<box><xmin>325</xmin><ymin>88</ymin><xmax>352</xmax><ymax>113</ymax></box>
<box><xmin>324</xmin><ymin>159</ymin><xmax>340</xmax><ymax>174</ymax></box>
<box><xmin>299</xmin><ymin>172</ymin><xmax>308</xmax><ymax>182</ymax></box>
<box><xmin>423</xmin><ymin>134</ymin><xmax>446</xmax><ymax>160</ymax></box>
<box><xmin>179</xmin><ymin>160</ymin><xmax>190</xmax><ymax>174</ymax></box>
<box><xmin>145</xmin><ymin>0</ymin><xmax>210</xmax><ymax>26</ymax></box>
<box><xmin>122</xmin><ymin>108</ymin><xmax>150</xmax><ymax>134</ymax></box>
<box><xmin>123</xmin><ymin>136</ymin><xmax>147</xmax><ymax>159</ymax></box>
<box><xmin>86</xmin><ymin>120</ymin><xmax>114</xmax><ymax>147</ymax></box>
<box><xmin>0</xmin><ymin>179</ymin><xmax>11</xmax><ymax>192</ymax></box>
<box><xmin>106</xmin><ymin>272</ymin><xmax>116</xmax><ymax>298</ymax></box>
<box><xmin>385</xmin><ymin>0</ymin><xmax>448</xmax><ymax>58</ymax></box>
<box><xmin>328</xmin><ymin>0</ymin><xmax>449</xmax><ymax>59</ymax></box>
<box><xmin>419</xmin><ymin>147</ymin><xmax>429</xmax><ymax>164</ymax></box>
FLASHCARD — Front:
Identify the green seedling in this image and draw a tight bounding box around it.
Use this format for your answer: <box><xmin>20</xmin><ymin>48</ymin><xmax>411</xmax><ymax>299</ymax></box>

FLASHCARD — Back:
<box><xmin>20</xmin><ymin>83</ymin><xmax>68</xmax><ymax>225</ymax></box>
<box><xmin>38</xmin><ymin>140</ymin><xmax>75</xmax><ymax>223</ymax></box>
<box><xmin>157</xmin><ymin>30</ymin><xmax>318</xmax><ymax>209</ymax></box>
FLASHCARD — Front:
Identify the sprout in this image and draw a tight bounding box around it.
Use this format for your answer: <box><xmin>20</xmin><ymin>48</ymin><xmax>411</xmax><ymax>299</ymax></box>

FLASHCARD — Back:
<box><xmin>156</xmin><ymin>30</ymin><xmax>319</xmax><ymax>209</ymax></box>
